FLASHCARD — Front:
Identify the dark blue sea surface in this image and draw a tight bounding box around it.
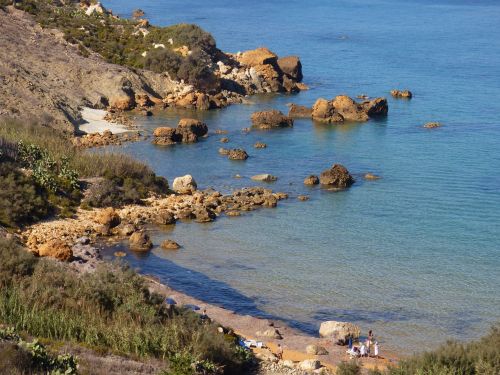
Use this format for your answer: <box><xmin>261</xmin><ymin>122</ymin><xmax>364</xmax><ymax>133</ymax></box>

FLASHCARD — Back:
<box><xmin>102</xmin><ymin>0</ymin><xmax>500</xmax><ymax>352</ymax></box>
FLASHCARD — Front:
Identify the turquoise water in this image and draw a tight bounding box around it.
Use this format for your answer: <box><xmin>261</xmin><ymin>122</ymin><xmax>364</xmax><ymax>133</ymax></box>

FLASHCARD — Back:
<box><xmin>103</xmin><ymin>0</ymin><xmax>500</xmax><ymax>352</ymax></box>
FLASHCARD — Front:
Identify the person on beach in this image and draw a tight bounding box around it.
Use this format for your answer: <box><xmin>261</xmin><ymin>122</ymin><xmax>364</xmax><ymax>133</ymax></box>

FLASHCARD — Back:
<box><xmin>200</xmin><ymin>309</ymin><xmax>210</xmax><ymax>323</ymax></box>
<box><xmin>276</xmin><ymin>343</ymin><xmax>283</xmax><ymax>360</ymax></box>
<box><xmin>348</xmin><ymin>334</ymin><xmax>353</xmax><ymax>349</ymax></box>
<box><xmin>360</xmin><ymin>343</ymin><xmax>367</xmax><ymax>357</ymax></box>
<box><xmin>374</xmin><ymin>341</ymin><xmax>379</xmax><ymax>358</ymax></box>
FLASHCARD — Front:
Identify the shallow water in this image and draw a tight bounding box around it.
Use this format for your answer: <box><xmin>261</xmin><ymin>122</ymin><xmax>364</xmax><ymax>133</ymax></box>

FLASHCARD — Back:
<box><xmin>102</xmin><ymin>0</ymin><xmax>500</xmax><ymax>353</ymax></box>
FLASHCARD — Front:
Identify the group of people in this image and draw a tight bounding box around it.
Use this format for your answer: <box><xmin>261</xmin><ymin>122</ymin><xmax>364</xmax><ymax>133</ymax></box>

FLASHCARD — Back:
<box><xmin>346</xmin><ymin>330</ymin><xmax>380</xmax><ymax>359</ymax></box>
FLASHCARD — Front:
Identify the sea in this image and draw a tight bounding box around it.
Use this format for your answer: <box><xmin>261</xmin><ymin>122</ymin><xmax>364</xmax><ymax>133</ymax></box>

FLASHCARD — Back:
<box><xmin>101</xmin><ymin>0</ymin><xmax>500</xmax><ymax>353</ymax></box>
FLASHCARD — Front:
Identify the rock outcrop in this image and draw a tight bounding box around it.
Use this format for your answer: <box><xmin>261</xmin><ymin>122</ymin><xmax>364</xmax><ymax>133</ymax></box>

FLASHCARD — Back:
<box><xmin>161</xmin><ymin>239</ymin><xmax>181</xmax><ymax>250</ymax></box>
<box><xmin>172</xmin><ymin>175</ymin><xmax>197</xmax><ymax>194</ymax></box>
<box><xmin>277</xmin><ymin>56</ymin><xmax>303</xmax><ymax>82</ymax></box>
<box><xmin>291</xmin><ymin>95</ymin><xmax>388</xmax><ymax>123</ymax></box>
<box><xmin>319</xmin><ymin>321</ymin><xmax>361</xmax><ymax>344</ymax></box>
<box><xmin>152</xmin><ymin>119</ymin><xmax>208</xmax><ymax>145</ymax></box>
<box><xmin>251</xmin><ymin>110</ymin><xmax>293</xmax><ymax>129</ymax></box>
<box><xmin>319</xmin><ymin>164</ymin><xmax>355</xmax><ymax>188</ymax></box>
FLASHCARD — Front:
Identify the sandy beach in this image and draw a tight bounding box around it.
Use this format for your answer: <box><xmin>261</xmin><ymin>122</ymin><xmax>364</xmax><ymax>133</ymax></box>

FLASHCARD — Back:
<box><xmin>146</xmin><ymin>275</ymin><xmax>399</xmax><ymax>372</ymax></box>
<box><xmin>79</xmin><ymin>107</ymin><xmax>130</xmax><ymax>134</ymax></box>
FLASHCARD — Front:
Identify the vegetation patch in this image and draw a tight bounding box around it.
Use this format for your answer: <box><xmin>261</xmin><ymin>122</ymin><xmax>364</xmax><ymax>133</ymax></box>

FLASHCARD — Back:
<box><xmin>11</xmin><ymin>0</ymin><xmax>219</xmax><ymax>89</ymax></box>
<box><xmin>0</xmin><ymin>237</ymin><xmax>251</xmax><ymax>374</ymax></box>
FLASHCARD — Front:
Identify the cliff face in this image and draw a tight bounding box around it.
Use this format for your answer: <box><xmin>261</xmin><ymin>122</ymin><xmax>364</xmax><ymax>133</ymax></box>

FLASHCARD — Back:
<box><xmin>0</xmin><ymin>7</ymin><xmax>178</xmax><ymax>133</ymax></box>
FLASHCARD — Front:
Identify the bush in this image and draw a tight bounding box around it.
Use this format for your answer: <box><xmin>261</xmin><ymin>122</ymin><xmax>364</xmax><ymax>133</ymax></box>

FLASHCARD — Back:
<box><xmin>0</xmin><ymin>236</ymin><xmax>38</xmax><ymax>288</ymax></box>
<box><xmin>144</xmin><ymin>47</ymin><xmax>183</xmax><ymax>76</ymax></box>
<box><xmin>0</xmin><ymin>341</ymin><xmax>34</xmax><ymax>375</ymax></box>
<box><xmin>0</xmin><ymin>162</ymin><xmax>52</xmax><ymax>228</ymax></box>
<box><xmin>0</xmin><ymin>242</ymin><xmax>249</xmax><ymax>373</ymax></box>
<box><xmin>336</xmin><ymin>360</ymin><xmax>361</xmax><ymax>375</ymax></box>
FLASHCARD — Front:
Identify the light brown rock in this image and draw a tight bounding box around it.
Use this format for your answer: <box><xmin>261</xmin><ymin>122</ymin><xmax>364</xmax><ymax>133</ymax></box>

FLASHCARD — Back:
<box><xmin>38</xmin><ymin>239</ymin><xmax>73</xmax><ymax>261</ymax></box>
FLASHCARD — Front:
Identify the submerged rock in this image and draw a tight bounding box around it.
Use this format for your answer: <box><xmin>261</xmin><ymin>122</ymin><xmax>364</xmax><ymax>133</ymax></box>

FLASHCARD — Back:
<box><xmin>304</xmin><ymin>175</ymin><xmax>320</xmax><ymax>185</ymax></box>
<box><xmin>161</xmin><ymin>239</ymin><xmax>181</xmax><ymax>250</ymax></box>
<box><xmin>288</xmin><ymin>103</ymin><xmax>312</xmax><ymax>118</ymax></box>
<box><xmin>424</xmin><ymin>122</ymin><xmax>441</xmax><ymax>128</ymax></box>
<box><xmin>251</xmin><ymin>174</ymin><xmax>278</xmax><ymax>182</ymax></box>
<box><xmin>319</xmin><ymin>164</ymin><xmax>355</xmax><ymax>188</ymax></box>
<box><xmin>254</xmin><ymin>141</ymin><xmax>267</xmax><ymax>148</ymax></box>
<box><xmin>364</xmin><ymin>173</ymin><xmax>381</xmax><ymax>180</ymax></box>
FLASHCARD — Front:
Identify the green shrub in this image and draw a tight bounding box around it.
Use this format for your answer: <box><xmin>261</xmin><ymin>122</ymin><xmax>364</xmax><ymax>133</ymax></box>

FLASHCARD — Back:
<box><xmin>0</xmin><ymin>243</ymin><xmax>249</xmax><ymax>373</ymax></box>
<box><xmin>0</xmin><ymin>341</ymin><xmax>34</xmax><ymax>375</ymax></box>
<box><xmin>0</xmin><ymin>236</ymin><xmax>38</xmax><ymax>288</ymax></box>
<box><xmin>336</xmin><ymin>360</ymin><xmax>361</xmax><ymax>375</ymax></box>
<box><xmin>144</xmin><ymin>47</ymin><xmax>183</xmax><ymax>76</ymax></box>
<box><xmin>0</xmin><ymin>162</ymin><xmax>52</xmax><ymax>228</ymax></box>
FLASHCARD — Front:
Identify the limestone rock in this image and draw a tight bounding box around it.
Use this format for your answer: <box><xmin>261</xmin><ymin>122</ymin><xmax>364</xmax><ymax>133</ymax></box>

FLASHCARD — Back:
<box><xmin>220</xmin><ymin>137</ymin><xmax>229</xmax><ymax>143</ymax></box>
<box><xmin>319</xmin><ymin>321</ymin><xmax>361</xmax><ymax>343</ymax></box>
<box><xmin>254</xmin><ymin>141</ymin><xmax>267</xmax><ymax>148</ymax></box>
<box><xmin>331</xmin><ymin>95</ymin><xmax>369</xmax><ymax>122</ymax></box>
<box><xmin>391</xmin><ymin>89</ymin><xmax>412</xmax><ymax>99</ymax></box>
<box><xmin>218</xmin><ymin>147</ymin><xmax>230</xmax><ymax>155</ymax></box>
<box><xmin>178</xmin><ymin>118</ymin><xmax>208</xmax><ymax>137</ymax></box>
<box><xmin>319</xmin><ymin>164</ymin><xmax>355</xmax><ymax>188</ymax></box>
<box><xmin>361</xmin><ymin>97</ymin><xmax>389</xmax><ymax>117</ymax></box>
<box><xmin>312</xmin><ymin>98</ymin><xmax>342</xmax><ymax>122</ymax></box>
<box><xmin>173</xmin><ymin>175</ymin><xmax>197</xmax><ymax>194</ymax></box>
<box><xmin>38</xmin><ymin>239</ymin><xmax>73</xmax><ymax>262</ymax></box>
<box><xmin>306</xmin><ymin>345</ymin><xmax>329</xmax><ymax>355</ymax></box>
<box><xmin>161</xmin><ymin>239</ymin><xmax>180</xmax><ymax>250</ymax></box>
<box><xmin>238</xmin><ymin>47</ymin><xmax>278</xmax><ymax>66</ymax></box>
<box><xmin>129</xmin><ymin>231</ymin><xmax>153</xmax><ymax>251</ymax></box>
<box><xmin>228</xmin><ymin>149</ymin><xmax>249</xmax><ymax>160</ymax></box>
<box><xmin>95</xmin><ymin>207</ymin><xmax>121</xmax><ymax>228</ymax></box>
<box><xmin>424</xmin><ymin>122</ymin><xmax>442</xmax><ymax>128</ymax></box>
<box><xmin>304</xmin><ymin>175</ymin><xmax>320</xmax><ymax>185</ymax></box>
<box><xmin>251</xmin><ymin>110</ymin><xmax>293</xmax><ymax>129</ymax></box>
<box><xmin>251</xmin><ymin>174</ymin><xmax>278</xmax><ymax>182</ymax></box>
<box><xmin>299</xmin><ymin>359</ymin><xmax>321</xmax><ymax>371</ymax></box>
<box><xmin>298</xmin><ymin>195</ymin><xmax>309</xmax><ymax>201</ymax></box>
<box><xmin>154</xmin><ymin>210</ymin><xmax>176</xmax><ymax>225</ymax></box>
<box><xmin>364</xmin><ymin>173</ymin><xmax>381</xmax><ymax>180</ymax></box>
<box><xmin>277</xmin><ymin>56</ymin><xmax>303</xmax><ymax>82</ymax></box>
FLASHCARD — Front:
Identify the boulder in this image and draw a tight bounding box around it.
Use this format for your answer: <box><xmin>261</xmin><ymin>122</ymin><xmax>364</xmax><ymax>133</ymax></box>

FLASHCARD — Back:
<box><xmin>361</xmin><ymin>97</ymin><xmax>388</xmax><ymax>117</ymax></box>
<box><xmin>319</xmin><ymin>321</ymin><xmax>361</xmax><ymax>343</ymax></box>
<box><xmin>220</xmin><ymin>137</ymin><xmax>229</xmax><ymax>143</ymax></box>
<box><xmin>288</xmin><ymin>104</ymin><xmax>312</xmax><ymax>118</ymax></box>
<box><xmin>38</xmin><ymin>239</ymin><xmax>73</xmax><ymax>261</ymax></box>
<box><xmin>119</xmin><ymin>223</ymin><xmax>136</xmax><ymax>236</ymax></box>
<box><xmin>95</xmin><ymin>207</ymin><xmax>121</xmax><ymax>228</ymax></box>
<box><xmin>173</xmin><ymin>175</ymin><xmax>197</xmax><ymax>194</ymax></box>
<box><xmin>299</xmin><ymin>359</ymin><xmax>321</xmax><ymax>371</ymax></box>
<box><xmin>251</xmin><ymin>110</ymin><xmax>293</xmax><ymax>129</ymax></box>
<box><xmin>238</xmin><ymin>47</ymin><xmax>278</xmax><ymax>67</ymax></box>
<box><xmin>253</xmin><ymin>64</ymin><xmax>282</xmax><ymax>92</ymax></box>
<box><xmin>297</xmin><ymin>195</ymin><xmax>309</xmax><ymax>201</ymax></box>
<box><xmin>304</xmin><ymin>175</ymin><xmax>320</xmax><ymax>185</ymax></box>
<box><xmin>228</xmin><ymin>149</ymin><xmax>249</xmax><ymax>160</ymax></box>
<box><xmin>277</xmin><ymin>56</ymin><xmax>303</xmax><ymax>81</ymax></box>
<box><xmin>152</xmin><ymin>126</ymin><xmax>178</xmax><ymax>145</ymax></box>
<box><xmin>256</xmin><ymin>328</ymin><xmax>283</xmax><ymax>339</ymax></box>
<box><xmin>196</xmin><ymin>93</ymin><xmax>211</xmax><ymax>110</ymax></box>
<box><xmin>161</xmin><ymin>239</ymin><xmax>181</xmax><ymax>250</ymax></box>
<box><xmin>319</xmin><ymin>164</ymin><xmax>355</xmax><ymax>188</ymax></box>
<box><xmin>177</xmin><ymin>118</ymin><xmax>208</xmax><ymax>137</ymax></box>
<box><xmin>129</xmin><ymin>231</ymin><xmax>153</xmax><ymax>251</ymax></box>
<box><xmin>254</xmin><ymin>141</ymin><xmax>267</xmax><ymax>148</ymax></box>
<box><xmin>154</xmin><ymin>210</ymin><xmax>176</xmax><ymax>225</ymax></box>
<box><xmin>251</xmin><ymin>174</ymin><xmax>278</xmax><ymax>182</ymax></box>
<box><xmin>306</xmin><ymin>345</ymin><xmax>329</xmax><ymax>355</ymax></box>
<box><xmin>110</xmin><ymin>93</ymin><xmax>135</xmax><ymax>110</ymax></box>
<box><xmin>312</xmin><ymin>98</ymin><xmax>343</xmax><ymax>122</ymax></box>
<box><xmin>331</xmin><ymin>95</ymin><xmax>369</xmax><ymax>122</ymax></box>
